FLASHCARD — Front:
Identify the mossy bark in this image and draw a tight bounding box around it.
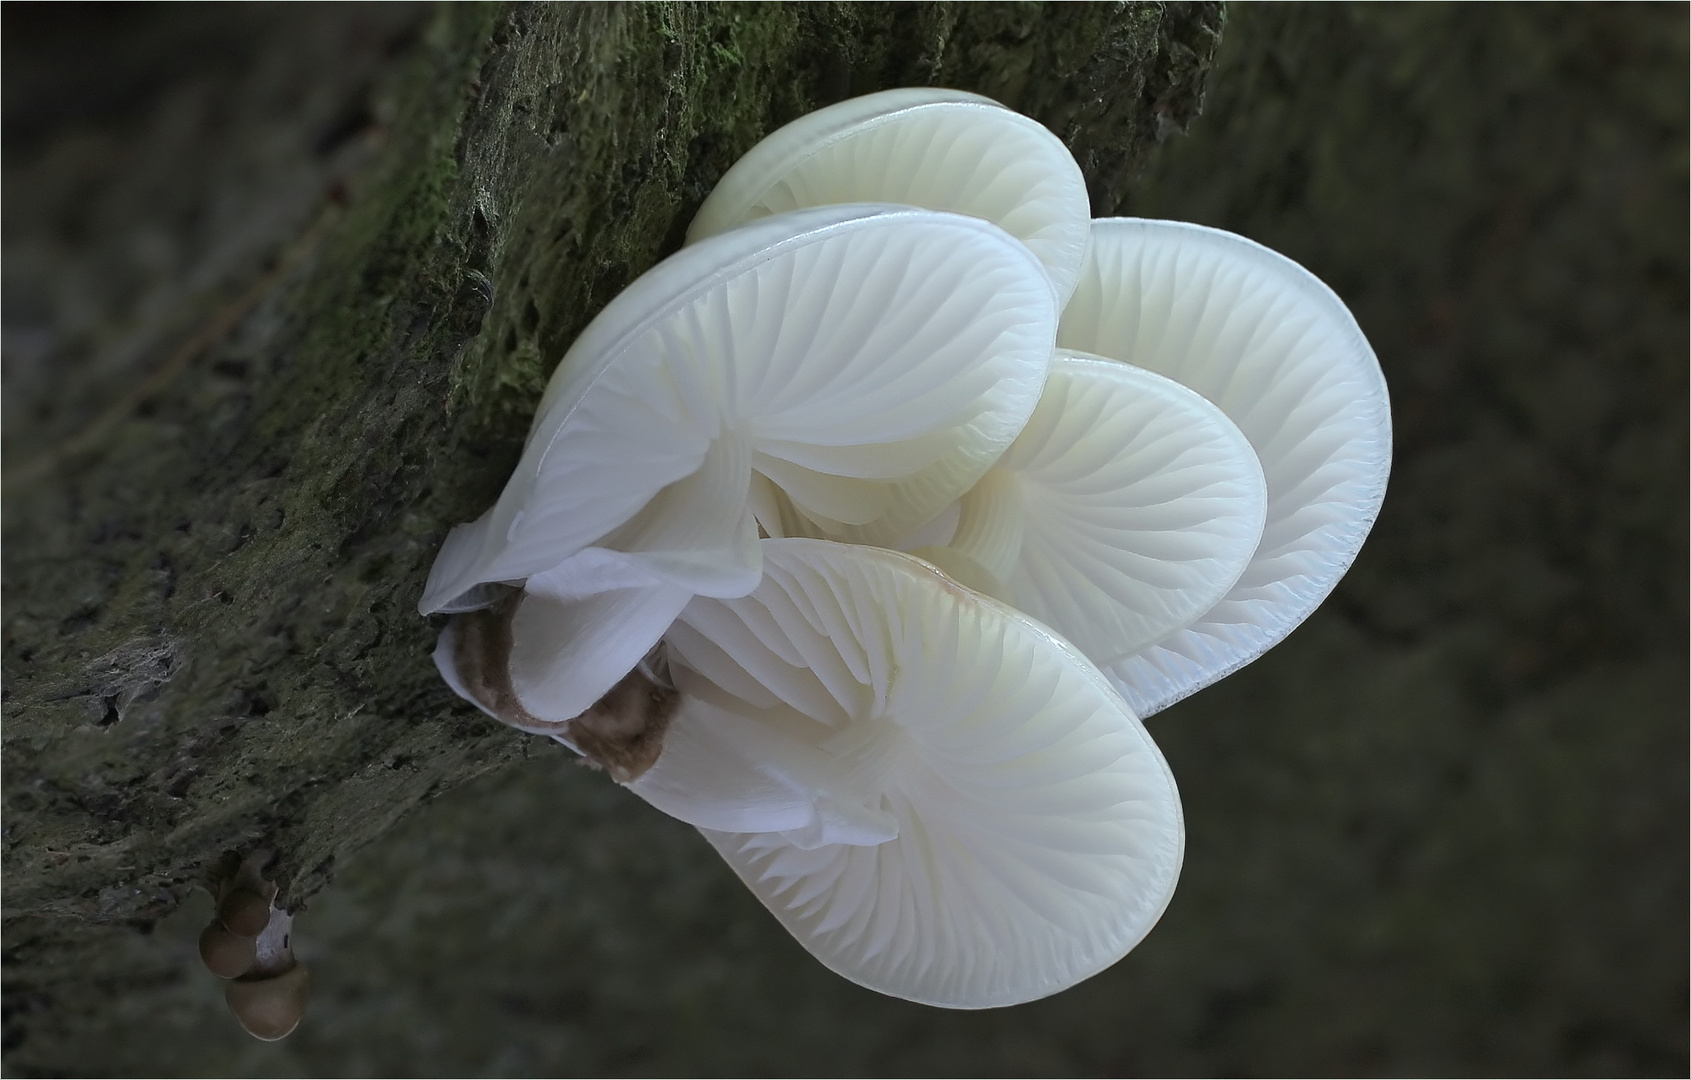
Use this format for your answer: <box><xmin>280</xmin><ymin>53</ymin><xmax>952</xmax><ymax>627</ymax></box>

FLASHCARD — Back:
<box><xmin>1</xmin><ymin>0</ymin><xmax>1221</xmax><ymax>1058</ymax></box>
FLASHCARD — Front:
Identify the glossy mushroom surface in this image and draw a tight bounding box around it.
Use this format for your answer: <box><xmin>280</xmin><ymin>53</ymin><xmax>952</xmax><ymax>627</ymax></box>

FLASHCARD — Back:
<box><xmin>631</xmin><ymin>539</ymin><xmax>1184</xmax><ymax>1008</ymax></box>
<box><xmin>225</xmin><ymin>964</ymin><xmax>309</xmax><ymax>1042</ymax></box>
<box><xmin>1059</xmin><ymin>219</ymin><xmax>1392</xmax><ymax>715</ymax></box>
<box><xmin>424</xmin><ymin>204</ymin><xmax>1057</xmax><ymax>724</ymax></box>
<box><xmin>217</xmin><ymin>888</ymin><xmax>272</xmax><ymax>938</ymax></box>
<box><xmin>902</xmin><ymin>350</ymin><xmax>1267</xmax><ymax>667</ymax></box>
<box><xmin>198</xmin><ymin>923</ymin><xmax>258</xmax><ymax>979</ymax></box>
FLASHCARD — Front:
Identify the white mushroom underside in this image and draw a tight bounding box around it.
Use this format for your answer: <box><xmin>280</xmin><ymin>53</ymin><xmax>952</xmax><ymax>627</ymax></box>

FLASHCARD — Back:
<box><xmin>1059</xmin><ymin>219</ymin><xmax>1392</xmax><ymax>716</ymax></box>
<box><xmin>687</xmin><ymin>88</ymin><xmax>1092</xmax><ymax>306</ymax></box>
<box><xmin>422</xmin><ymin>205</ymin><xmax>1057</xmax><ymax>614</ymax></box>
<box><xmin>639</xmin><ymin>539</ymin><xmax>1184</xmax><ymax>1009</ymax></box>
<box><xmin>913</xmin><ymin>352</ymin><xmax>1268</xmax><ymax>666</ymax></box>
<box><xmin>421</xmin><ymin>206</ymin><xmax>1057</xmax><ymax>722</ymax></box>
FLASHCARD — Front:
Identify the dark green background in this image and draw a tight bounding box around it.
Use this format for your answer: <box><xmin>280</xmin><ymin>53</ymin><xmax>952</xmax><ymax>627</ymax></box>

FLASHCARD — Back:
<box><xmin>5</xmin><ymin>4</ymin><xmax>1686</xmax><ymax>1076</ymax></box>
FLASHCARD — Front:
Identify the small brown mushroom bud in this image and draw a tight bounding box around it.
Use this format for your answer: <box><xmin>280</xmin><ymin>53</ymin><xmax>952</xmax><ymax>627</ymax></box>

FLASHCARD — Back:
<box><xmin>218</xmin><ymin>888</ymin><xmax>272</xmax><ymax>937</ymax></box>
<box><xmin>204</xmin><ymin>849</ymin><xmax>310</xmax><ymax>1040</ymax></box>
<box><xmin>225</xmin><ymin>963</ymin><xmax>310</xmax><ymax>1042</ymax></box>
<box><xmin>198</xmin><ymin>922</ymin><xmax>257</xmax><ymax>979</ymax></box>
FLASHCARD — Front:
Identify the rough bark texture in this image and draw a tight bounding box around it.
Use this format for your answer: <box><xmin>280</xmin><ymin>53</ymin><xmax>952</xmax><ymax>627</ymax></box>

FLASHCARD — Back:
<box><xmin>1</xmin><ymin>2</ymin><xmax>1224</xmax><ymax>1067</ymax></box>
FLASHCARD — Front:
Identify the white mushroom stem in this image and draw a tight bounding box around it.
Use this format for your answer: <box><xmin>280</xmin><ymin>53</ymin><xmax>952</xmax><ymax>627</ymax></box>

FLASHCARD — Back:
<box><xmin>248</xmin><ymin>907</ymin><xmax>296</xmax><ymax>978</ymax></box>
<box><xmin>506</xmin><ymin>570</ymin><xmax>692</xmax><ymax>726</ymax></box>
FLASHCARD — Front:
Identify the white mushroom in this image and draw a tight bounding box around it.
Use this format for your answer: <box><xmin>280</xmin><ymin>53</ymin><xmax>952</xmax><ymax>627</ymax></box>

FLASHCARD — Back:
<box><xmin>628</xmin><ymin>538</ymin><xmax>1184</xmax><ymax>1008</ymax></box>
<box><xmin>898</xmin><ymin>349</ymin><xmax>1268</xmax><ymax>669</ymax></box>
<box><xmin>688</xmin><ymin>88</ymin><xmax>1093</xmax><ymax>304</ymax></box>
<box><xmin>1059</xmin><ymin>219</ymin><xmax>1392</xmax><ymax>716</ymax></box>
<box><xmin>422</xmin><ymin>204</ymin><xmax>1058</xmax><ymax>724</ymax></box>
<box><xmin>413</xmin><ymin>87</ymin><xmax>1389</xmax><ymax>1009</ymax></box>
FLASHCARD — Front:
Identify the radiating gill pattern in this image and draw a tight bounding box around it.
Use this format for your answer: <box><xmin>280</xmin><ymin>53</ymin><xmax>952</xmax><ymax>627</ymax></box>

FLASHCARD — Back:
<box><xmin>1059</xmin><ymin>220</ymin><xmax>1391</xmax><ymax>716</ymax></box>
<box><xmin>678</xmin><ymin>541</ymin><xmax>1183</xmax><ymax>1008</ymax></box>
<box><xmin>421</xmin><ymin>208</ymin><xmax>1055</xmax><ymax>616</ymax></box>
<box><xmin>565</xmin><ymin>220</ymin><xmax>1050</xmax><ymax>548</ymax></box>
<box><xmin>944</xmin><ymin>355</ymin><xmax>1267</xmax><ymax>667</ymax></box>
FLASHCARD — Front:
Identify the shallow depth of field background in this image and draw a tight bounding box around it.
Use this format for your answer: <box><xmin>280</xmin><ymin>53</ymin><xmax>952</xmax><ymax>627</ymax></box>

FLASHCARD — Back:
<box><xmin>4</xmin><ymin>5</ymin><xmax>1685</xmax><ymax>1076</ymax></box>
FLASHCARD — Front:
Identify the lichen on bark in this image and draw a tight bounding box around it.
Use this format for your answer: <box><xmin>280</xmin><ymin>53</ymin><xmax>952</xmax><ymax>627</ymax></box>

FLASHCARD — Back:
<box><xmin>1</xmin><ymin>0</ymin><xmax>1221</xmax><ymax>1056</ymax></box>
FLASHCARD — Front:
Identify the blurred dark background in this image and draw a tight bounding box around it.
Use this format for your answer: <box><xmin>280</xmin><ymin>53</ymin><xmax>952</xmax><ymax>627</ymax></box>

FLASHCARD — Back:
<box><xmin>4</xmin><ymin>4</ymin><xmax>1686</xmax><ymax>1076</ymax></box>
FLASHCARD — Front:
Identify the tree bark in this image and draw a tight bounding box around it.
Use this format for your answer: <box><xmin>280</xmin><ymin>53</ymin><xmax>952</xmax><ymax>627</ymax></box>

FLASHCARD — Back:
<box><xmin>2</xmin><ymin>0</ymin><xmax>1221</xmax><ymax>1055</ymax></box>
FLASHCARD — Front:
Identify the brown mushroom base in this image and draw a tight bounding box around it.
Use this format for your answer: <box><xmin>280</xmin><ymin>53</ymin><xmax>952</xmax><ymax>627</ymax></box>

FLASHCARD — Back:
<box><xmin>448</xmin><ymin>596</ymin><xmax>679</xmax><ymax>782</ymax></box>
<box><xmin>565</xmin><ymin>668</ymin><xmax>678</xmax><ymax>783</ymax></box>
<box><xmin>448</xmin><ymin>593</ymin><xmax>543</xmax><ymax>730</ymax></box>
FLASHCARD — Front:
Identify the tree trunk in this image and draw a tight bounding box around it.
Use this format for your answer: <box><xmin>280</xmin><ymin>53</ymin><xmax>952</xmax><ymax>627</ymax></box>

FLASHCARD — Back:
<box><xmin>2</xmin><ymin>0</ymin><xmax>1221</xmax><ymax>1057</ymax></box>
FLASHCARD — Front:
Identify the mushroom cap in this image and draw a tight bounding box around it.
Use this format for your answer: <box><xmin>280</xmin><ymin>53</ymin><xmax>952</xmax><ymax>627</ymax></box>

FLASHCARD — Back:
<box><xmin>217</xmin><ymin>887</ymin><xmax>272</xmax><ymax>938</ymax></box>
<box><xmin>224</xmin><ymin>963</ymin><xmax>309</xmax><ymax>1041</ymax></box>
<box><xmin>198</xmin><ymin>922</ymin><xmax>257</xmax><ymax>980</ymax></box>
<box><xmin>423</xmin><ymin>205</ymin><xmax>1057</xmax><ymax>723</ymax></box>
<box><xmin>1059</xmin><ymin>219</ymin><xmax>1391</xmax><ymax>715</ymax></box>
<box><xmin>911</xmin><ymin>350</ymin><xmax>1268</xmax><ymax>665</ymax></box>
<box><xmin>638</xmin><ymin>539</ymin><xmax>1184</xmax><ymax>1008</ymax></box>
<box><xmin>688</xmin><ymin>88</ymin><xmax>1092</xmax><ymax>304</ymax></box>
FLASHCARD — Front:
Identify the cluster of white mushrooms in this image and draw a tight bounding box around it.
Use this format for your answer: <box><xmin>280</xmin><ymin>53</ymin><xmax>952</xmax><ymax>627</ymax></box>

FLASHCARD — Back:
<box><xmin>422</xmin><ymin>89</ymin><xmax>1390</xmax><ymax>1009</ymax></box>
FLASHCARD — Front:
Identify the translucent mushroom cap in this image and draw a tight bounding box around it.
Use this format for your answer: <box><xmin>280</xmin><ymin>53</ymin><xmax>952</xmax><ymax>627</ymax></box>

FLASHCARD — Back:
<box><xmin>688</xmin><ymin>88</ymin><xmax>1092</xmax><ymax>305</ymax></box>
<box><xmin>1059</xmin><ymin>219</ymin><xmax>1392</xmax><ymax>715</ymax></box>
<box><xmin>421</xmin><ymin>204</ymin><xmax>1057</xmax><ymax>722</ymax></box>
<box><xmin>910</xmin><ymin>350</ymin><xmax>1268</xmax><ymax>666</ymax></box>
<box><xmin>635</xmin><ymin>539</ymin><xmax>1184</xmax><ymax>1008</ymax></box>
